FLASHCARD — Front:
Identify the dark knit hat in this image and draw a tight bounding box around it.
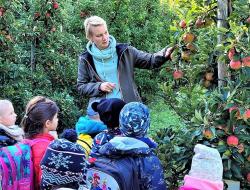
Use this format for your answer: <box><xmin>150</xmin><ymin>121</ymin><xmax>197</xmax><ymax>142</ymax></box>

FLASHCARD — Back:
<box><xmin>119</xmin><ymin>102</ymin><xmax>150</xmax><ymax>138</ymax></box>
<box><xmin>41</xmin><ymin>138</ymin><xmax>87</xmax><ymax>189</ymax></box>
<box><xmin>60</xmin><ymin>128</ymin><xmax>78</xmax><ymax>142</ymax></box>
<box><xmin>91</xmin><ymin>98</ymin><xmax>126</xmax><ymax>128</ymax></box>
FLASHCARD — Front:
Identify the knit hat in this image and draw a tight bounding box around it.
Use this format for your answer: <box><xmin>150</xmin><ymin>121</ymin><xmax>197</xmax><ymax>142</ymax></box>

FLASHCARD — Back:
<box><xmin>189</xmin><ymin>144</ymin><xmax>223</xmax><ymax>181</ymax></box>
<box><xmin>91</xmin><ymin>98</ymin><xmax>126</xmax><ymax>128</ymax></box>
<box><xmin>60</xmin><ymin>128</ymin><xmax>78</xmax><ymax>142</ymax></box>
<box><xmin>75</xmin><ymin>116</ymin><xmax>107</xmax><ymax>135</ymax></box>
<box><xmin>181</xmin><ymin>144</ymin><xmax>224</xmax><ymax>190</ymax></box>
<box><xmin>119</xmin><ymin>102</ymin><xmax>150</xmax><ymax>138</ymax></box>
<box><xmin>41</xmin><ymin>138</ymin><xmax>87</xmax><ymax>189</ymax></box>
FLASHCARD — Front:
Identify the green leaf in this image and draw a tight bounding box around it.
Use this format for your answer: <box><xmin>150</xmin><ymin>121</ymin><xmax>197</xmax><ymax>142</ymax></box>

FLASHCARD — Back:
<box><xmin>215</xmin><ymin>44</ymin><xmax>225</xmax><ymax>51</ymax></box>
<box><xmin>232</xmin><ymin>152</ymin><xmax>244</xmax><ymax>164</ymax></box>
<box><xmin>231</xmin><ymin>162</ymin><xmax>243</xmax><ymax>179</ymax></box>
<box><xmin>224</xmin><ymin>103</ymin><xmax>236</xmax><ymax>110</ymax></box>
<box><xmin>195</xmin><ymin>109</ymin><xmax>203</xmax><ymax>122</ymax></box>
<box><xmin>217</xmin><ymin>145</ymin><xmax>227</xmax><ymax>153</ymax></box>
<box><xmin>224</xmin><ymin>170</ymin><xmax>232</xmax><ymax>179</ymax></box>
<box><xmin>203</xmin><ymin>116</ymin><xmax>209</xmax><ymax>126</ymax></box>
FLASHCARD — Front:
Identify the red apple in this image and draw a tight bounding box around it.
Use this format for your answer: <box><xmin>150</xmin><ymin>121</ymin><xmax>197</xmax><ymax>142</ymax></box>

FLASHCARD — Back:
<box><xmin>205</xmin><ymin>72</ymin><xmax>214</xmax><ymax>81</ymax></box>
<box><xmin>228</xmin><ymin>48</ymin><xmax>235</xmax><ymax>60</ymax></box>
<box><xmin>183</xmin><ymin>33</ymin><xmax>195</xmax><ymax>43</ymax></box>
<box><xmin>229</xmin><ymin>106</ymin><xmax>238</xmax><ymax>113</ymax></box>
<box><xmin>227</xmin><ymin>135</ymin><xmax>239</xmax><ymax>147</ymax></box>
<box><xmin>203</xmin><ymin>129</ymin><xmax>213</xmax><ymax>139</ymax></box>
<box><xmin>34</xmin><ymin>12</ymin><xmax>41</xmax><ymax>19</ymax></box>
<box><xmin>0</xmin><ymin>7</ymin><xmax>5</xmax><ymax>17</ymax></box>
<box><xmin>179</xmin><ymin>20</ymin><xmax>186</xmax><ymax>29</ymax></box>
<box><xmin>45</xmin><ymin>12</ymin><xmax>51</xmax><ymax>18</ymax></box>
<box><xmin>229</xmin><ymin>60</ymin><xmax>241</xmax><ymax>70</ymax></box>
<box><xmin>53</xmin><ymin>2</ymin><xmax>59</xmax><ymax>9</ymax></box>
<box><xmin>242</xmin><ymin>56</ymin><xmax>250</xmax><ymax>67</ymax></box>
<box><xmin>246</xmin><ymin>17</ymin><xmax>250</xmax><ymax>24</ymax></box>
<box><xmin>247</xmin><ymin>173</ymin><xmax>250</xmax><ymax>182</ymax></box>
<box><xmin>243</xmin><ymin>109</ymin><xmax>250</xmax><ymax>119</ymax></box>
<box><xmin>195</xmin><ymin>18</ymin><xmax>204</xmax><ymax>28</ymax></box>
<box><xmin>186</xmin><ymin>43</ymin><xmax>196</xmax><ymax>51</ymax></box>
<box><xmin>237</xmin><ymin>143</ymin><xmax>244</xmax><ymax>153</ymax></box>
<box><xmin>173</xmin><ymin>70</ymin><xmax>183</xmax><ymax>80</ymax></box>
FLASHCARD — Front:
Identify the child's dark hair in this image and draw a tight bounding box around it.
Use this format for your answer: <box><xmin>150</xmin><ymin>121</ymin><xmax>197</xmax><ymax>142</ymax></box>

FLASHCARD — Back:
<box><xmin>21</xmin><ymin>98</ymin><xmax>59</xmax><ymax>138</ymax></box>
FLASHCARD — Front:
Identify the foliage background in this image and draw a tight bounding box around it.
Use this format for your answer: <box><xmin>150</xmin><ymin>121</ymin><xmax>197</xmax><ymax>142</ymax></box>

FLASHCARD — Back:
<box><xmin>0</xmin><ymin>0</ymin><xmax>172</xmax><ymax>130</ymax></box>
<box><xmin>1</xmin><ymin>0</ymin><xmax>250</xmax><ymax>189</ymax></box>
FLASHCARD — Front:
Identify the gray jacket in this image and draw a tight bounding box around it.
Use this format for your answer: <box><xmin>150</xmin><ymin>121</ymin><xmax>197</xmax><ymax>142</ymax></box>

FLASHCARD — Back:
<box><xmin>77</xmin><ymin>43</ymin><xmax>167</xmax><ymax>103</ymax></box>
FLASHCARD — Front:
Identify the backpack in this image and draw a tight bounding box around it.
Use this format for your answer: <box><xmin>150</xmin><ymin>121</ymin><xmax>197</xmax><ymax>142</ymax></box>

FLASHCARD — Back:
<box><xmin>86</xmin><ymin>168</ymin><xmax>120</xmax><ymax>190</ymax></box>
<box><xmin>86</xmin><ymin>157</ymin><xmax>140</xmax><ymax>190</ymax></box>
<box><xmin>0</xmin><ymin>142</ymin><xmax>33</xmax><ymax>190</ymax></box>
<box><xmin>0</xmin><ymin>139</ymin><xmax>50</xmax><ymax>190</ymax></box>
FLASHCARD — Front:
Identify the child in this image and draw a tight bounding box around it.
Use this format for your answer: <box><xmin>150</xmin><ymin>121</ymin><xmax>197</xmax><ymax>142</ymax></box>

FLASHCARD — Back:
<box><xmin>0</xmin><ymin>99</ymin><xmax>24</xmax><ymax>148</ymax></box>
<box><xmin>179</xmin><ymin>144</ymin><xmax>224</xmax><ymax>190</ymax></box>
<box><xmin>94</xmin><ymin>102</ymin><xmax>166</xmax><ymax>190</ymax></box>
<box><xmin>24</xmin><ymin>96</ymin><xmax>59</xmax><ymax>139</ymax></box>
<box><xmin>21</xmin><ymin>96</ymin><xmax>59</xmax><ymax>190</ymax></box>
<box><xmin>75</xmin><ymin>114</ymin><xmax>107</xmax><ymax>157</ymax></box>
<box><xmin>40</xmin><ymin>129</ymin><xmax>88</xmax><ymax>190</ymax></box>
<box><xmin>89</xmin><ymin>98</ymin><xmax>126</xmax><ymax>157</ymax></box>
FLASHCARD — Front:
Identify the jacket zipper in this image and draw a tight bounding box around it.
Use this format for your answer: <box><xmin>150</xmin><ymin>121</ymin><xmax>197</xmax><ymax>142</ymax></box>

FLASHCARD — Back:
<box><xmin>117</xmin><ymin>47</ymin><xmax>128</xmax><ymax>101</ymax></box>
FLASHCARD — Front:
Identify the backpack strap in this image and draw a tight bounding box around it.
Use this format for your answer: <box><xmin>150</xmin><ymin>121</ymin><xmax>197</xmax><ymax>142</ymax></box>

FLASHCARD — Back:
<box><xmin>1</xmin><ymin>147</ymin><xmax>17</xmax><ymax>187</ymax></box>
<box><xmin>0</xmin><ymin>157</ymin><xmax>9</xmax><ymax>189</ymax></box>
<box><xmin>15</xmin><ymin>144</ymin><xmax>24</xmax><ymax>177</ymax></box>
<box><xmin>77</xmin><ymin>138</ymin><xmax>92</xmax><ymax>150</ymax></box>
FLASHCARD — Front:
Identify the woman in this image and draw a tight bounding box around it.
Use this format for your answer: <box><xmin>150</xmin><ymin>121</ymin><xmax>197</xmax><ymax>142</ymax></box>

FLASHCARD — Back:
<box><xmin>77</xmin><ymin>16</ymin><xmax>174</xmax><ymax>116</ymax></box>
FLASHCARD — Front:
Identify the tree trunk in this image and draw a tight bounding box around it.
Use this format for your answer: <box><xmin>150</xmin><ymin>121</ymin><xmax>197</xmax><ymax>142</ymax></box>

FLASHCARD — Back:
<box><xmin>217</xmin><ymin>0</ymin><xmax>230</xmax><ymax>87</ymax></box>
<box><xmin>30</xmin><ymin>40</ymin><xmax>36</xmax><ymax>72</ymax></box>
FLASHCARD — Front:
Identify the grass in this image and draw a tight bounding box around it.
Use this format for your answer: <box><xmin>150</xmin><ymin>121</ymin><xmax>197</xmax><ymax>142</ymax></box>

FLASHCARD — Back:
<box><xmin>148</xmin><ymin>99</ymin><xmax>185</xmax><ymax>136</ymax></box>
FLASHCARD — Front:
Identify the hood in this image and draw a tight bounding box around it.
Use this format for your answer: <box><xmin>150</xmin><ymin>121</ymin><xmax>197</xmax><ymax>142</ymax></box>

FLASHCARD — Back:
<box><xmin>98</xmin><ymin>137</ymin><xmax>153</xmax><ymax>157</ymax></box>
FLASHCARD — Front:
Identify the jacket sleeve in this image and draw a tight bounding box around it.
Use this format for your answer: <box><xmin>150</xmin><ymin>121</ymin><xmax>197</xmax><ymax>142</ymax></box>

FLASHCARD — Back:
<box><xmin>77</xmin><ymin>57</ymin><xmax>105</xmax><ymax>97</ymax></box>
<box><xmin>130</xmin><ymin>46</ymin><xmax>168</xmax><ymax>69</ymax></box>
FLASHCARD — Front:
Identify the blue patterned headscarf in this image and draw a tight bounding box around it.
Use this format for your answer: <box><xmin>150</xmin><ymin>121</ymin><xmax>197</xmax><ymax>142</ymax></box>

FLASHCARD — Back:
<box><xmin>119</xmin><ymin>102</ymin><xmax>150</xmax><ymax>138</ymax></box>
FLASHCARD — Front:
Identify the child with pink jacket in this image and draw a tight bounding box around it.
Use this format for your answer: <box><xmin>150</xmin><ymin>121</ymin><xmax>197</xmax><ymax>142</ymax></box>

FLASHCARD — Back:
<box><xmin>179</xmin><ymin>144</ymin><xmax>224</xmax><ymax>190</ymax></box>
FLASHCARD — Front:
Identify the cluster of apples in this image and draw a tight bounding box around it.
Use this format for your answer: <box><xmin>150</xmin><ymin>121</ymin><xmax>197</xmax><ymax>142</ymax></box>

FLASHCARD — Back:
<box><xmin>172</xmin><ymin>19</ymin><xmax>200</xmax><ymax>80</ymax></box>
<box><xmin>203</xmin><ymin>72</ymin><xmax>214</xmax><ymax>88</ymax></box>
<box><xmin>179</xmin><ymin>20</ymin><xmax>197</xmax><ymax>61</ymax></box>
<box><xmin>228</xmin><ymin>48</ymin><xmax>250</xmax><ymax>70</ymax></box>
<box><xmin>229</xmin><ymin>105</ymin><xmax>250</xmax><ymax>120</ymax></box>
<box><xmin>33</xmin><ymin>1</ymin><xmax>59</xmax><ymax>32</ymax></box>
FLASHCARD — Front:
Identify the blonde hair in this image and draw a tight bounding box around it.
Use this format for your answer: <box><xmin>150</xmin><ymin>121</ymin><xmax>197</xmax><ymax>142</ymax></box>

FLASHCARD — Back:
<box><xmin>84</xmin><ymin>16</ymin><xmax>107</xmax><ymax>40</ymax></box>
<box><xmin>0</xmin><ymin>99</ymin><xmax>12</xmax><ymax>116</ymax></box>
